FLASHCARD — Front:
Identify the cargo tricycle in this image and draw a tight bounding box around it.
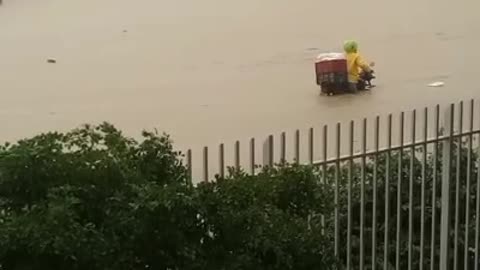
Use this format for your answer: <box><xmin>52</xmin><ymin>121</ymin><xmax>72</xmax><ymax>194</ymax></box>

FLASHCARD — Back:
<box><xmin>315</xmin><ymin>53</ymin><xmax>375</xmax><ymax>95</ymax></box>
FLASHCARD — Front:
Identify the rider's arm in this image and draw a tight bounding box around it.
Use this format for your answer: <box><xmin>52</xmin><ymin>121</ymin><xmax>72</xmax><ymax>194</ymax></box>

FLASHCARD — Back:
<box><xmin>356</xmin><ymin>55</ymin><xmax>371</xmax><ymax>72</ymax></box>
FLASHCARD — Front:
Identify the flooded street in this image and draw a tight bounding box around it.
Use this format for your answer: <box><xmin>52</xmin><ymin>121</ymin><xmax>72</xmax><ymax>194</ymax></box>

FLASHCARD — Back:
<box><xmin>1</xmin><ymin>0</ymin><xmax>479</xmax><ymax>157</ymax></box>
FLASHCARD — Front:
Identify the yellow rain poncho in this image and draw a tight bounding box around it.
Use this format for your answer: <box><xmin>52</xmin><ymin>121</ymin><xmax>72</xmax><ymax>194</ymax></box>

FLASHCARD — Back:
<box><xmin>344</xmin><ymin>40</ymin><xmax>371</xmax><ymax>83</ymax></box>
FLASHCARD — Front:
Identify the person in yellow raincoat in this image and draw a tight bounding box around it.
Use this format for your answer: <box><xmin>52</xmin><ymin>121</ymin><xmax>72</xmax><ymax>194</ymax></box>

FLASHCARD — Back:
<box><xmin>343</xmin><ymin>40</ymin><xmax>374</xmax><ymax>93</ymax></box>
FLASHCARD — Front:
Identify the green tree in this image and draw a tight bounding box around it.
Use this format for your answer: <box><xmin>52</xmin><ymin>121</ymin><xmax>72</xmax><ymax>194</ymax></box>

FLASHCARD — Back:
<box><xmin>0</xmin><ymin>123</ymin><xmax>338</xmax><ymax>270</ymax></box>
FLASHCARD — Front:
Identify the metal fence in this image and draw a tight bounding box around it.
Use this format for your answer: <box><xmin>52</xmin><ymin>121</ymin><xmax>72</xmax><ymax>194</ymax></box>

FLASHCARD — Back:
<box><xmin>185</xmin><ymin>99</ymin><xmax>480</xmax><ymax>270</ymax></box>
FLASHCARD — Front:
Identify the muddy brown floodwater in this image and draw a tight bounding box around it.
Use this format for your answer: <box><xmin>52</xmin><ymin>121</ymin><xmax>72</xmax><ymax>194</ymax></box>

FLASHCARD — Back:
<box><xmin>1</xmin><ymin>0</ymin><xmax>479</xmax><ymax>172</ymax></box>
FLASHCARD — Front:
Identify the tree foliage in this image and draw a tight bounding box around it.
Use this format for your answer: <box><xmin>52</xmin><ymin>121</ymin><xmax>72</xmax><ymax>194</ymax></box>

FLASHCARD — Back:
<box><xmin>1</xmin><ymin>123</ymin><xmax>479</xmax><ymax>269</ymax></box>
<box><xmin>0</xmin><ymin>123</ymin><xmax>338</xmax><ymax>270</ymax></box>
<box><xmin>331</xmin><ymin>141</ymin><xmax>480</xmax><ymax>269</ymax></box>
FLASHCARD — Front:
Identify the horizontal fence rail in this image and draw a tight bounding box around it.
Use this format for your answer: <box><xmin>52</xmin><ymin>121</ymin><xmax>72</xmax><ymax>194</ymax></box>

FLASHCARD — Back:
<box><xmin>185</xmin><ymin>99</ymin><xmax>480</xmax><ymax>270</ymax></box>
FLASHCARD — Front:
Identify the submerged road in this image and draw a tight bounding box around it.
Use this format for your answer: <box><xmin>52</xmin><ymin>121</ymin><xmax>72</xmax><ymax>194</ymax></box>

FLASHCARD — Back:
<box><xmin>0</xmin><ymin>0</ymin><xmax>479</xmax><ymax>173</ymax></box>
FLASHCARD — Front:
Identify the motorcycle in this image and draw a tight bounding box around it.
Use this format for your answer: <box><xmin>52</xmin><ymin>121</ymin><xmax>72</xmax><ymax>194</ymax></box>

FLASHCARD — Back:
<box><xmin>357</xmin><ymin>69</ymin><xmax>376</xmax><ymax>90</ymax></box>
<box><xmin>315</xmin><ymin>53</ymin><xmax>375</xmax><ymax>95</ymax></box>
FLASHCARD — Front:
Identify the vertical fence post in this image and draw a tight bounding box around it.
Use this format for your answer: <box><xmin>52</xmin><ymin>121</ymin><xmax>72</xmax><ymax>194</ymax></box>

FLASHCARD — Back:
<box><xmin>280</xmin><ymin>132</ymin><xmax>287</xmax><ymax>164</ymax></box>
<box><xmin>295</xmin><ymin>130</ymin><xmax>300</xmax><ymax>164</ymax></box>
<box><xmin>454</xmin><ymin>102</ymin><xmax>464</xmax><ymax>270</ymax></box>
<box><xmin>347</xmin><ymin>120</ymin><xmax>354</xmax><ymax>270</ymax></box>
<box><xmin>234</xmin><ymin>141</ymin><xmax>241</xmax><ymax>171</ymax></box>
<box><xmin>334</xmin><ymin>123</ymin><xmax>341</xmax><ymax>257</ymax></box>
<box><xmin>186</xmin><ymin>149</ymin><xmax>192</xmax><ymax>185</ymax></box>
<box><xmin>203</xmin><ymin>146</ymin><xmax>209</xmax><ymax>182</ymax></box>
<box><xmin>396</xmin><ymin>112</ymin><xmax>405</xmax><ymax>270</ymax></box>
<box><xmin>219</xmin><ymin>144</ymin><xmax>225</xmax><ymax>178</ymax></box>
<box><xmin>263</xmin><ymin>135</ymin><xmax>274</xmax><ymax>167</ymax></box>
<box><xmin>372</xmin><ymin>116</ymin><xmax>380</xmax><ymax>270</ymax></box>
<box><xmin>360</xmin><ymin>118</ymin><xmax>367</xmax><ymax>270</ymax></box>
<box><xmin>384</xmin><ymin>114</ymin><xmax>392</xmax><ymax>270</ymax></box>
<box><xmin>323</xmin><ymin>125</ymin><xmax>328</xmax><ymax>179</ymax></box>
<box><xmin>475</xmin><ymin>101</ymin><xmax>480</xmax><ymax>270</ymax></box>
<box><xmin>322</xmin><ymin>125</ymin><xmax>328</xmax><ymax>237</ymax></box>
<box><xmin>408</xmin><ymin>110</ymin><xmax>416</xmax><ymax>270</ymax></box>
<box><xmin>432</xmin><ymin>104</ymin><xmax>441</xmax><ymax>270</ymax></box>
<box><xmin>250</xmin><ymin>138</ymin><xmax>256</xmax><ymax>175</ymax></box>
<box><xmin>464</xmin><ymin>100</ymin><xmax>474</xmax><ymax>270</ymax></box>
<box><xmin>420</xmin><ymin>107</ymin><xmax>428</xmax><ymax>270</ymax></box>
<box><xmin>440</xmin><ymin>104</ymin><xmax>455</xmax><ymax>270</ymax></box>
<box><xmin>309</xmin><ymin>128</ymin><xmax>314</xmax><ymax>164</ymax></box>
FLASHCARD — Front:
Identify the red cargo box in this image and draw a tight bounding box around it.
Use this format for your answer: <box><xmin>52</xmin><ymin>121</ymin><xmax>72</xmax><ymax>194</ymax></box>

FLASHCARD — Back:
<box><xmin>315</xmin><ymin>59</ymin><xmax>347</xmax><ymax>74</ymax></box>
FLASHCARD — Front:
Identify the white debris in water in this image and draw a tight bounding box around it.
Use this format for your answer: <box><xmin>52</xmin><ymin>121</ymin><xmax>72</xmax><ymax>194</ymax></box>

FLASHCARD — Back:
<box><xmin>428</xmin><ymin>81</ymin><xmax>445</xmax><ymax>87</ymax></box>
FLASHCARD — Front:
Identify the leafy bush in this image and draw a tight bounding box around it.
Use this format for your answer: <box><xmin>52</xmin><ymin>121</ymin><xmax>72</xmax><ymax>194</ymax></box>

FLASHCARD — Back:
<box><xmin>1</xmin><ymin>123</ymin><xmax>478</xmax><ymax>270</ymax></box>
<box><xmin>0</xmin><ymin>123</ymin><xmax>338</xmax><ymax>270</ymax></box>
<box><xmin>196</xmin><ymin>167</ymin><xmax>337</xmax><ymax>270</ymax></box>
<box><xmin>330</xmin><ymin>141</ymin><xmax>479</xmax><ymax>269</ymax></box>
